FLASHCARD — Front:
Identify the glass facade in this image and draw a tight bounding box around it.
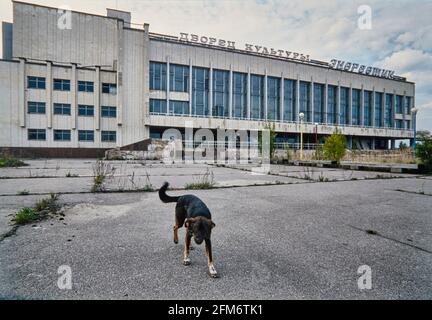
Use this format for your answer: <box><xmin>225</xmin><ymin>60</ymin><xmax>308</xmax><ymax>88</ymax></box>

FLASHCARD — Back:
<box><xmin>284</xmin><ymin>80</ymin><xmax>295</xmax><ymax>122</ymax></box>
<box><xmin>364</xmin><ymin>91</ymin><xmax>372</xmax><ymax>126</ymax></box>
<box><xmin>375</xmin><ymin>92</ymin><xmax>383</xmax><ymax>128</ymax></box>
<box><xmin>192</xmin><ymin>67</ymin><xmax>210</xmax><ymax>116</ymax></box>
<box><xmin>299</xmin><ymin>81</ymin><xmax>311</xmax><ymax>122</ymax></box>
<box><xmin>313</xmin><ymin>83</ymin><xmax>324</xmax><ymax>124</ymax></box>
<box><xmin>233</xmin><ymin>72</ymin><xmax>247</xmax><ymax>118</ymax></box>
<box><xmin>395</xmin><ymin>95</ymin><xmax>403</xmax><ymax>114</ymax></box>
<box><xmin>150</xmin><ymin>99</ymin><xmax>167</xmax><ymax>113</ymax></box>
<box><xmin>150</xmin><ymin>62</ymin><xmax>167</xmax><ymax>91</ymax></box>
<box><xmin>404</xmin><ymin>97</ymin><xmax>410</xmax><ymax>115</ymax></box>
<box><xmin>340</xmin><ymin>87</ymin><xmax>349</xmax><ymax>125</ymax></box>
<box><xmin>170</xmin><ymin>64</ymin><xmax>189</xmax><ymax>92</ymax></box>
<box><xmin>213</xmin><ymin>69</ymin><xmax>230</xmax><ymax>117</ymax></box>
<box><xmin>267</xmin><ymin>77</ymin><xmax>280</xmax><ymax>121</ymax></box>
<box><xmin>170</xmin><ymin>100</ymin><xmax>189</xmax><ymax>115</ymax></box>
<box><xmin>352</xmin><ymin>89</ymin><xmax>361</xmax><ymax>126</ymax></box>
<box><xmin>385</xmin><ymin>94</ymin><xmax>393</xmax><ymax>128</ymax></box>
<box><xmin>250</xmin><ymin>75</ymin><xmax>264</xmax><ymax>120</ymax></box>
<box><xmin>327</xmin><ymin>85</ymin><xmax>337</xmax><ymax>124</ymax></box>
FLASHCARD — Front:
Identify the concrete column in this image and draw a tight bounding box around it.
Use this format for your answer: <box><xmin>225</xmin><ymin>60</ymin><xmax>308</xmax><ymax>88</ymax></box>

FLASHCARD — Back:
<box><xmin>336</xmin><ymin>81</ymin><xmax>341</xmax><ymax>125</ymax></box>
<box><xmin>189</xmin><ymin>59</ymin><xmax>193</xmax><ymax>116</ymax></box>
<box><xmin>391</xmin><ymin>139</ymin><xmax>396</xmax><ymax>150</ymax></box>
<box><xmin>402</xmin><ymin>92</ymin><xmax>406</xmax><ymax>131</ymax></box>
<box><xmin>166</xmin><ymin>56</ymin><xmax>170</xmax><ymax>115</ymax></box>
<box><xmin>372</xmin><ymin>137</ymin><xmax>376</xmax><ymax>150</ymax></box>
<box><xmin>18</xmin><ymin>58</ymin><xmax>26</xmax><ymax>128</ymax></box>
<box><xmin>116</xmin><ymin>20</ymin><xmax>124</xmax><ymax>127</ymax></box>
<box><xmin>348</xmin><ymin>84</ymin><xmax>353</xmax><ymax>126</ymax></box>
<box><xmin>381</xmin><ymin>88</ymin><xmax>386</xmax><ymax>128</ymax></box>
<box><xmin>229</xmin><ymin>65</ymin><xmax>233</xmax><ymax>118</ymax></box>
<box><xmin>280</xmin><ymin>73</ymin><xmax>284</xmax><ymax>121</ymax></box>
<box><xmin>295</xmin><ymin>75</ymin><xmax>300</xmax><ymax>121</ymax></box>
<box><xmin>310</xmin><ymin>77</ymin><xmax>314</xmax><ymax>124</ymax></box>
<box><xmin>264</xmin><ymin>69</ymin><xmax>268</xmax><ymax>120</ymax></box>
<box><xmin>95</xmin><ymin>66</ymin><xmax>101</xmax><ymax>131</ymax></box>
<box><xmin>392</xmin><ymin>90</ymin><xmax>396</xmax><ymax>128</ymax></box>
<box><xmin>46</xmin><ymin>61</ymin><xmax>53</xmax><ymax>129</ymax></box>
<box><xmin>209</xmin><ymin>63</ymin><xmax>213</xmax><ymax>117</ymax></box>
<box><xmin>371</xmin><ymin>87</ymin><xmax>375</xmax><ymax>128</ymax></box>
<box><xmin>247</xmin><ymin>67</ymin><xmax>251</xmax><ymax>119</ymax></box>
<box><xmin>71</xmin><ymin>63</ymin><xmax>77</xmax><ymax>130</ymax></box>
<box><xmin>360</xmin><ymin>85</ymin><xmax>364</xmax><ymax>127</ymax></box>
<box><xmin>324</xmin><ymin>81</ymin><xmax>328</xmax><ymax>124</ymax></box>
<box><xmin>409</xmin><ymin>94</ymin><xmax>414</xmax><ymax>130</ymax></box>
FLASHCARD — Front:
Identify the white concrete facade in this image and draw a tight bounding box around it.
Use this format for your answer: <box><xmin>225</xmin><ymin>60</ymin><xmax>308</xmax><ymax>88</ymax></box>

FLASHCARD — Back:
<box><xmin>0</xmin><ymin>1</ymin><xmax>415</xmax><ymax>152</ymax></box>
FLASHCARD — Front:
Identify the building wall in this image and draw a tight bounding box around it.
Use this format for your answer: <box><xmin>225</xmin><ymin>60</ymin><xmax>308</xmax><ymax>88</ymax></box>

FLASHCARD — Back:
<box><xmin>12</xmin><ymin>1</ymin><xmax>119</xmax><ymax>68</ymax></box>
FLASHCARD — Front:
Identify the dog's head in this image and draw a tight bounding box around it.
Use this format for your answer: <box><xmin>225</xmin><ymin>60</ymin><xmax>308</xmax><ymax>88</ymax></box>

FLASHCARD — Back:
<box><xmin>185</xmin><ymin>217</ymin><xmax>215</xmax><ymax>245</ymax></box>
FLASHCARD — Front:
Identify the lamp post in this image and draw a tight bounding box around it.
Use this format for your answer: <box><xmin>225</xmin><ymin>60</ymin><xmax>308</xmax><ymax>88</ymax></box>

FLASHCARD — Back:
<box><xmin>299</xmin><ymin>112</ymin><xmax>305</xmax><ymax>160</ymax></box>
<box><xmin>411</xmin><ymin>107</ymin><xmax>418</xmax><ymax>149</ymax></box>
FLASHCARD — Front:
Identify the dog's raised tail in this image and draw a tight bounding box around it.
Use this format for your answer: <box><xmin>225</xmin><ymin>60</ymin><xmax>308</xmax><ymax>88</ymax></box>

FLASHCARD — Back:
<box><xmin>159</xmin><ymin>182</ymin><xmax>180</xmax><ymax>203</ymax></box>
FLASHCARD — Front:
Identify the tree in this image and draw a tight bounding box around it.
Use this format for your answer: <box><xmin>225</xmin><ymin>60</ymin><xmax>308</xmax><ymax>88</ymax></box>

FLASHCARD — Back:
<box><xmin>415</xmin><ymin>136</ymin><xmax>432</xmax><ymax>173</ymax></box>
<box><xmin>323</xmin><ymin>129</ymin><xmax>347</xmax><ymax>164</ymax></box>
<box><xmin>417</xmin><ymin>130</ymin><xmax>431</xmax><ymax>142</ymax></box>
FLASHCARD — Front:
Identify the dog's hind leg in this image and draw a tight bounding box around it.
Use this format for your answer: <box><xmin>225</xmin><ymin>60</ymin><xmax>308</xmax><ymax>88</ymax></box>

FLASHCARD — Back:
<box><xmin>205</xmin><ymin>239</ymin><xmax>218</xmax><ymax>278</ymax></box>
<box><xmin>174</xmin><ymin>206</ymin><xmax>186</xmax><ymax>244</ymax></box>
<box><xmin>183</xmin><ymin>233</ymin><xmax>192</xmax><ymax>266</ymax></box>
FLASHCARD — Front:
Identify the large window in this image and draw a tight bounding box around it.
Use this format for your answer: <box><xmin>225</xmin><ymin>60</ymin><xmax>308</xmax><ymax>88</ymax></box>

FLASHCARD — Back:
<box><xmin>102</xmin><ymin>83</ymin><xmax>117</xmax><ymax>95</ymax></box>
<box><xmin>28</xmin><ymin>129</ymin><xmax>46</xmax><ymax>141</ymax></box>
<box><xmin>54</xmin><ymin>103</ymin><xmax>71</xmax><ymax>115</ymax></box>
<box><xmin>327</xmin><ymin>85</ymin><xmax>337</xmax><ymax>124</ymax></box>
<box><xmin>78</xmin><ymin>130</ymin><xmax>94</xmax><ymax>142</ymax></box>
<box><xmin>78</xmin><ymin>81</ymin><xmax>94</xmax><ymax>93</ymax></box>
<box><xmin>28</xmin><ymin>101</ymin><xmax>46</xmax><ymax>114</ymax></box>
<box><xmin>192</xmin><ymin>67</ymin><xmax>209</xmax><ymax>116</ymax></box>
<box><xmin>169</xmin><ymin>64</ymin><xmax>189</xmax><ymax>92</ymax></box>
<box><xmin>395</xmin><ymin>119</ymin><xmax>403</xmax><ymax>129</ymax></box>
<box><xmin>27</xmin><ymin>76</ymin><xmax>46</xmax><ymax>89</ymax></box>
<box><xmin>101</xmin><ymin>131</ymin><xmax>117</xmax><ymax>142</ymax></box>
<box><xmin>54</xmin><ymin>130</ymin><xmax>71</xmax><ymax>141</ymax></box>
<box><xmin>233</xmin><ymin>72</ymin><xmax>247</xmax><ymax>119</ymax></box>
<box><xmin>101</xmin><ymin>106</ymin><xmax>117</xmax><ymax>118</ymax></box>
<box><xmin>395</xmin><ymin>95</ymin><xmax>403</xmax><ymax>114</ymax></box>
<box><xmin>375</xmin><ymin>92</ymin><xmax>383</xmax><ymax>128</ymax></box>
<box><xmin>150</xmin><ymin>62</ymin><xmax>167</xmax><ymax>91</ymax></box>
<box><xmin>352</xmin><ymin>89</ymin><xmax>361</xmax><ymax>125</ymax></box>
<box><xmin>299</xmin><ymin>81</ymin><xmax>311</xmax><ymax>122</ymax></box>
<box><xmin>213</xmin><ymin>69</ymin><xmax>230</xmax><ymax>117</ymax></box>
<box><xmin>250</xmin><ymin>75</ymin><xmax>264</xmax><ymax>120</ymax></box>
<box><xmin>78</xmin><ymin>105</ymin><xmax>94</xmax><ymax>117</ymax></box>
<box><xmin>170</xmin><ymin>100</ymin><xmax>189</xmax><ymax>115</ymax></box>
<box><xmin>364</xmin><ymin>91</ymin><xmax>372</xmax><ymax>126</ymax></box>
<box><xmin>340</xmin><ymin>87</ymin><xmax>349</xmax><ymax>125</ymax></box>
<box><xmin>385</xmin><ymin>94</ymin><xmax>393</xmax><ymax>128</ymax></box>
<box><xmin>53</xmin><ymin>79</ymin><xmax>70</xmax><ymax>91</ymax></box>
<box><xmin>284</xmin><ymin>79</ymin><xmax>295</xmax><ymax>122</ymax></box>
<box><xmin>267</xmin><ymin>77</ymin><xmax>280</xmax><ymax>121</ymax></box>
<box><xmin>313</xmin><ymin>83</ymin><xmax>324</xmax><ymax>124</ymax></box>
<box><xmin>404</xmin><ymin>97</ymin><xmax>410</xmax><ymax>115</ymax></box>
<box><xmin>150</xmin><ymin>99</ymin><xmax>167</xmax><ymax>113</ymax></box>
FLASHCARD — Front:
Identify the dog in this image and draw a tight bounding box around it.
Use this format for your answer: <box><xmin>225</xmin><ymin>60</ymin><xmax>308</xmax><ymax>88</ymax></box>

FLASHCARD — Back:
<box><xmin>159</xmin><ymin>182</ymin><xmax>218</xmax><ymax>278</ymax></box>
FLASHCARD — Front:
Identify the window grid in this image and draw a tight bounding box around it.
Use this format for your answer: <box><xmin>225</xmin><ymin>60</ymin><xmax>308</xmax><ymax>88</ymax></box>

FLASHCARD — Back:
<box><xmin>78</xmin><ymin>81</ymin><xmax>94</xmax><ymax>93</ymax></box>
<box><xmin>27</xmin><ymin>76</ymin><xmax>46</xmax><ymax>89</ymax></box>
<box><xmin>250</xmin><ymin>75</ymin><xmax>264</xmax><ymax>120</ymax></box>
<box><xmin>54</xmin><ymin>103</ymin><xmax>71</xmax><ymax>115</ymax></box>
<box><xmin>28</xmin><ymin>129</ymin><xmax>46</xmax><ymax>141</ymax></box>
<box><xmin>150</xmin><ymin>62</ymin><xmax>167</xmax><ymax>91</ymax></box>
<box><xmin>284</xmin><ymin>80</ymin><xmax>296</xmax><ymax>122</ymax></box>
<box><xmin>53</xmin><ymin>79</ymin><xmax>70</xmax><ymax>91</ymax></box>
<box><xmin>169</xmin><ymin>64</ymin><xmax>189</xmax><ymax>92</ymax></box>
<box><xmin>78</xmin><ymin>105</ymin><xmax>95</xmax><ymax>117</ymax></box>
<box><xmin>267</xmin><ymin>77</ymin><xmax>280</xmax><ymax>121</ymax></box>
<box><xmin>192</xmin><ymin>67</ymin><xmax>210</xmax><ymax>116</ymax></box>
<box><xmin>78</xmin><ymin>130</ymin><xmax>94</xmax><ymax>142</ymax></box>
<box><xmin>170</xmin><ymin>100</ymin><xmax>189</xmax><ymax>115</ymax></box>
<box><xmin>313</xmin><ymin>83</ymin><xmax>324</xmax><ymax>124</ymax></box>
<box><xmin>213</xmin><ymin>69</ymin><xmax>230</xmax><ymax>118</ymax></box>
<box><xmin>101</xmin><ymin>131</ymin><xmax>117</xmax><ymax>142</ymax></box>
<box><xmin>101</xmin><ymin>106</ymin><xmax>117</xmax><ymax>118</ymax></box>
<box><xmin>233</xmin><ymin>72</ymin><xmax>248</xmax><ymax>119</ymax></box>
<box><xmin>102</xmin><ymin>83</ymin><xmax>117</xmax><ymax>95</ymax></box>
<box><xmin>54</xmin><ymin>130</ymin><xmax>71</xmax><ymax>141</ymax></box>
<box><xmin>150</xmin><ymin>99</ymin><xmax>167</xmax><ymax>113</ymax></box>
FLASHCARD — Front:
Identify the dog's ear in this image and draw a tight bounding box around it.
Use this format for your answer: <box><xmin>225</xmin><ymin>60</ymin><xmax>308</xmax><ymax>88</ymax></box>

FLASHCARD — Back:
<box><xmin>185</xmin><ymin>218</ymin><xmax>196</xmax><ymax>228</ymax></box>
<box><xmin>211</xmin><ymin>221</ymin><xmax>216</xmax><ymax>229</ymax></box>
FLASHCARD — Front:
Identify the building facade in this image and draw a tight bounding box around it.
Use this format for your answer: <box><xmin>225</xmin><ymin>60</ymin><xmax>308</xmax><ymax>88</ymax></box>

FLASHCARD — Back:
<box><xmin>0</xmin><ymin>1</ymin><xmax>415</xmax><ymax>157</ymax></box>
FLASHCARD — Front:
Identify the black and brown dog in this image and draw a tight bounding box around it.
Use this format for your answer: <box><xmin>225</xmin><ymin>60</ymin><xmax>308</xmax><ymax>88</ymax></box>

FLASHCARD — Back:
<box><xmin>159</xmin><ymin>182</ymin><xmax>218</xmax><ymax>278</ymax></box>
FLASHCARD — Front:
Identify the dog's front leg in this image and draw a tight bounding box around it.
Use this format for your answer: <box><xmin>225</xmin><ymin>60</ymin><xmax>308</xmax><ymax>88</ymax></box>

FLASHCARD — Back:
<box><xmin>205</xmin><ymin>239</ymin><xmax>218</xmax><ymax>278</ymax></box>
<box><xmin>183</xmin><ymin>233</ymin><xmax>192</xmax><ymax>266</ymax></box>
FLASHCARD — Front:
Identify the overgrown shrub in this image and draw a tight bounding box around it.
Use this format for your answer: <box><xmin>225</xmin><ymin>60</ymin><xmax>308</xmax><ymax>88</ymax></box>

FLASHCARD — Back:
<box><xmin>415</xmin><ymin>137</ymin><xmax>432</xmax><ymax>173</ymax></box>
<box><xmin>91</xmin><ymin>160</ymin><xmax>116</xmax><ymax>192</ymax></box>
<box><xmin>323</xmin><ymin>130</ymin><xmax>347</xmax><ymax>164</ymax></box>
<box><xmin>185</xmin><ymin>169</ymin><xmax>215</xmax><ymax>190</ymax></box>
<box><xmin>0</xmin><ymin>155</ymin><xmax>28</xmax><ymax>168</ymax></box>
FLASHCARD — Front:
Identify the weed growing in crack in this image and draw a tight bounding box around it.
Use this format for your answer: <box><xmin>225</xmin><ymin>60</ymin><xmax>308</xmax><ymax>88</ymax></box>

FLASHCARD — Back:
<box><xmin>185</xmin><ymin>169</ymin><xmax>215</xmax><ymax>190</ymax></box>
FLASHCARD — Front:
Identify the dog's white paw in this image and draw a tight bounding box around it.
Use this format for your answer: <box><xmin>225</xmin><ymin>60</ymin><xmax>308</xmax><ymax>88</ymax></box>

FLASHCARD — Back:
<box><xmin>209</xmin><ymin>265</ymin><xmax>218</xmax><ymax>278</ymax></box>
<box><xmin>183</xmin><ymin>257</ymin><xmax>191</xmax><ymax>266</ymax></box>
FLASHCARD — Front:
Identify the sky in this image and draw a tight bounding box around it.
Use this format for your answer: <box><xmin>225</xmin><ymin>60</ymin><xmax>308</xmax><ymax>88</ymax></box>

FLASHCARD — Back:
<box><xmin>0</xmin><ymin>0</ymin><xmax>431</xmax><ymax>131</ymax></box>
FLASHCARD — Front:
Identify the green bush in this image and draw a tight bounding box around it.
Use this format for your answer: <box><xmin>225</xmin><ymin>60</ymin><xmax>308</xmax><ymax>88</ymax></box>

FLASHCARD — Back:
<box><xmin>323</xmin><ymin>130</ymin><xmax>347</xmax><ymax>164</ymax></box>
<box><xmin>0</xmin><ymin>156</ymin><xmax>28</xmax><ymax>168</ymax></box>
<box><xmin>415</xmin><ymin>137</ymin><xmax>432</xmax><ymax>173</ymax></box>
<box><xmin>14</xmin><ymin>208</ymin><xmax>39</xmax><ymax>225</ymax></box>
